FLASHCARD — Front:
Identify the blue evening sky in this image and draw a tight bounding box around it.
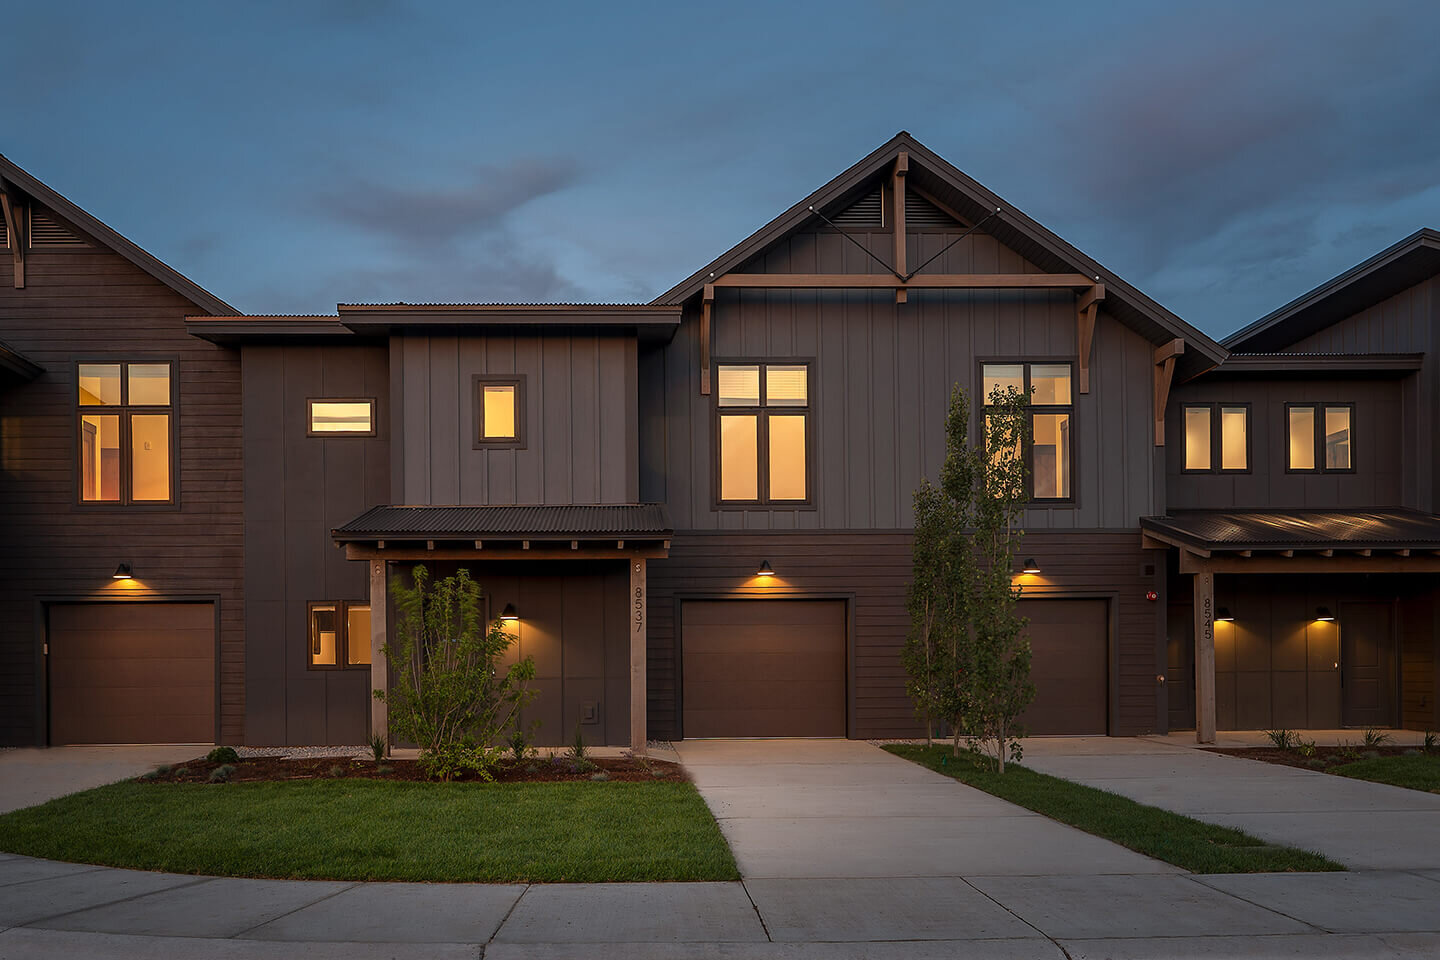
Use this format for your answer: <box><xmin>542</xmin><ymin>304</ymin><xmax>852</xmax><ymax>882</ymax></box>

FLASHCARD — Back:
<box><xmin>8</xmin><ymin>1</ymin><xmax>1439</xmax><ymax>337</ymax></box>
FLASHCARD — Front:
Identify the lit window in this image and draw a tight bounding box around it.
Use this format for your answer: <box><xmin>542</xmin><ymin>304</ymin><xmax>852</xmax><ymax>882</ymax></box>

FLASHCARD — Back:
<box><xmin>1288</xmin><ymin>403</ymin><xmax>1353</xmax><ymax>473</ymax></box>
<box><xmin>1182</xmin><ymin>403</ymin><xmax>1248</xmax><ymax>473</ymax></box>
<box><xmin>717</xmin><ymin>361</ymin><xmax>810</xmax><ymax>504</ymax></box>
<box><xmin>474</xmin><ymin>377</ymin><xmax>525</xmax><ymax>447</ymax></box>
<box><xmin>309</xmin><ymin>399</ymin><xmax>374</xmax><ymax>435</ymax></box>
<box><xmin>77</xmin><ymin>361</ymin><xmax>173</xmax><ymax>504</ymax></box>
<box><xmin>981</xmin><ymin>362</ymin><xmax>1073</xmax><ymax>500</ymax></box>
<box><xmin>1288</xmin><ymin>406</ymin><xmax>1315</xmax><ymax>470</ymax></box>
<box><xmin>309</xmin><ymin>601</ymin><xmax>371</xmax><ymax>670</ymax></box>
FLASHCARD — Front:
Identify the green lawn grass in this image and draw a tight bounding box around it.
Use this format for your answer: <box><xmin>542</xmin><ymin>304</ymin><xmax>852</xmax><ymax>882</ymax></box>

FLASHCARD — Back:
<box><xmin>0</xmin><ymin>779</ymin><xmax>738</xmax><ymax>883</ymax></box>
<box><xmin>884</xmin><ymin>744</ymin><xmax>1342</xmax><ymax>874</ymax></box>
<box><xmin>1332</xmin><ymin>753</ymin><xmax>1440</xmax><ymax>793</ymax></box>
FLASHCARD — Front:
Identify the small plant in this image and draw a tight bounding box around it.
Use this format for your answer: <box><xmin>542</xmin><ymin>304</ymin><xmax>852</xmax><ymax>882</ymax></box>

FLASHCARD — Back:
<box><xmin>508</xmin><ymin>724</ymin><xmax>537</xmax><ymax>764</ymax></box>
<box><xmin>589</xmin><ymin>771</ymin><xmax>610</xmax><ymax>782</ymax></box>
<box><xmin>208</xmin><ymin>764</ymin><xmax>235</xmax><ymax>783</ymax></box>
<box><xmin>1425</xmin><ymin>731</ymin><xmax>1437</xmax><ymax>753</ymax></box>
<box><xmin>650</xmin><ymin>767</ymin><xmax>670</xmax><ymax>778</ymax></box>
<box><xmin>1263</xmin><ymin>729</ymin><xmax>1300</xmax><ymax>751</ymax></box>
<box><xmin>1362</xmin><ymin>728</ymin><xmax>1392</xmax><ymax>749</ymax></box>
<box><xmin>566</xmin><ymin>726</ymin><xmax>590</xmax><ymax>763</ymax></box>
<box><xmin>524</xmin><ymin>762</ymin><xmax>540</xmax><ymax>774</ymax></box>
<box><xmin>1403</xmin><ymin>749</ymin><xmax>1421</xmax><ymax>757</ymax></box>
<box><xmin>422</xmin><ymin>739</ymin><xmax>499</xmax><ymax>782</ymax></box>
<box><xmin>329</xmin><ymin>764</ymin><xmax>348</xmax><ymax>778</ymax></box>
<box><xmin>1336</xmin><ymin>740</ymin><xmax>1363</xmax><ymax>762</ymax></box>
<box><xmin>1305</xmin><ymin>758</ymin><xmax>1326</xmax><ymax>769</ymax></box>
<box><xmin>376</xmin><ymin>764</ymin><xmax>394</xmax><ymax>775</ymax></box>
<box><xmin>207</xmin><ymin>746</ymin><xmax>240</xmax><ymax>764</ymax></box>
<box><xmin>1296</xmin><ymin>739</ymin><xmax>1318</xmax><ymax>759</ymax></box>
<box><xmin>624</xmin><ymin>748</ymin><xmax>652</xmax><ymax>773</ymax></box>
<box><xmin>1363</xmin><ymin>749</ymin><xmax>1382</xmax><ymax>760</ymax></box>
<box><xmin>370</xmin><ymin>732</ymin><xmax>387</xmax><ymax>763</ymax></box>
<box><xmin>173</xmin><ymin>766</ymin><xmax>190</xmax><ymax>778</ymax></box>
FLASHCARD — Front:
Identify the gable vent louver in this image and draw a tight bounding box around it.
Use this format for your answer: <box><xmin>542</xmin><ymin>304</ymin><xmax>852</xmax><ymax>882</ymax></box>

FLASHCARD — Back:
<box><xmin>829</xmin><ymin>187</ymin><xmax>883</xmax><ymax>227</ymax></box>
<box><xmin>29</xmin><ymin>211</ymin><xmax>88</xmax><ymax>247</ymax></box>
<box><xmin>905</xmin><ymin>192</ymin><xmax>962</xmax><ymax>227</ymax></box>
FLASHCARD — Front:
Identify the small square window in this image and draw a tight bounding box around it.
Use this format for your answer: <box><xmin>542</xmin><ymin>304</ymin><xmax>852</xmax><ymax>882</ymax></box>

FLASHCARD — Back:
<box><xmin>78</xmin><ymin>364</ymin><xmax>121</xmax><ymax>405</ymax></box>
<box><xmin>127</xmin><ymin>364</ymin><xmax>171</xmax><ymax>406</ymax></box>
<box><xmin>309</xmin><ymin>601</ymin><xmax>371</xmax><ymax>670</ymax></box>
<box><xmin>765</xmin><ymin>365</ymin><xmax>808</xmax><ymax>406</ymax></box>
<box><xmin>308</xmin><ymin>399</ymin><xmax>375</xmax><ymax>435</ymax></box>
<box><xmin>718</xmin><ymin>365</ymin><xmax>760</xmax><ymax>406</ymax></box>
<box><xmin>473</xmin><ymin>376</ymin><xmax>526</xmax><ymax>448</ymax></box>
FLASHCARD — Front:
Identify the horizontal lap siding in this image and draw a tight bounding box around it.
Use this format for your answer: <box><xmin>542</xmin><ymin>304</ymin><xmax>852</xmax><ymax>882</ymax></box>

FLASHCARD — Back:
<box><xmin>646</xmin><ymin>530</ymin><xmax>1164</xmax><ymax>740</ymax></box>
<box><xmin>0</xmin><ymin>240</ymin><xmax>243</xmax><ymax>745</ymax></box>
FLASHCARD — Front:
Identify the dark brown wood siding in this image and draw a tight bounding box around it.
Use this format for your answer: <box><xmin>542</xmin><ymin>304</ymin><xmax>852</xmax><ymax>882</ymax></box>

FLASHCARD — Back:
<box><xmin>645</xmin><ymin>530</ymin><xmax>1165</xmax><ymax>740</ymax></box>
<box><xmin>0</xmin><ymin>221</ymin><xmax>243</xmax><ymax>746</ymax></box>
<box><xmin>242</xmin><ymin>344</ymin><xmax>389</xmax><ymax>745</ymax></box>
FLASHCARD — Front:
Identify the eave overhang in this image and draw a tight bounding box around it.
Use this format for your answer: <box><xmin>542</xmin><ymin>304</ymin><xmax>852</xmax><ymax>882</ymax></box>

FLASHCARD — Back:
<box><xmin>337</xmin><ymin>303</ymin><xmax>682</xmax><ymax>341</ymax></box>
<box><xmin>184</xmin><ymin>316</ymin><xmax>359</xmax><ymax>345</ymax></box>
<box><xmin>0</xmin><ymin>339</ymin><xmax>42</xmax><ymax>382</ymax></box>
<box><xmin>1141</xmin><ymin>510</ymin><xmax>1440</xmax><ymax>570</ymax></box>
<box><xmin>1201</xmin><ymin>352</ymin><xmax>1424</xmax><ymax>378</ymax></box>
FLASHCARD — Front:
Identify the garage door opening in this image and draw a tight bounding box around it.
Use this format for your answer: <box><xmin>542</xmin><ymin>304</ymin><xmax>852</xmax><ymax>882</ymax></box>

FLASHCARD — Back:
<box><xmin>48</xmin><ymin>601</ymin><xmax>216</xmax><ymax>745</ymax></box>
<box><xmin>682</xmin><ymin>599</ymin><xmax>846</xmax><ymax>738</ymax></box>
<box><xmin>1017</xmin><ymin>597</ymin><xmax>1109</xmax><ymax>736</ymax></box>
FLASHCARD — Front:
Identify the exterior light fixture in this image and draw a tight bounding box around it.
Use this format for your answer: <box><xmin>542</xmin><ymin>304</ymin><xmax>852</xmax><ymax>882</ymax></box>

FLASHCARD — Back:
<box><xmin>112</xmin><ymin>563</ymin><xmax>133</xmax><ymax>580</ymax></box>
<box><xmin>1314</xmin><ymin>606</ymin><xmax>1335</xmax><ymax>622</ymax></box>
<box><xmin>499</xmin><ymin>603</ymin><xmax>519</xmax><ymax>623</ymax></box>
<box><xmin>1215</xmin><ymin>606</ymin><xmax>1234</xmax><ymax>622</ymax></box>
<box><xmin>756</xmin><ymin>561</ymin><xmax>776</xmax><ymax>577</ymax></box>
<box><xmin>1022</xmin><ymin>558</ymin><xmax>1042</xmax><ymax>574</ymax></box>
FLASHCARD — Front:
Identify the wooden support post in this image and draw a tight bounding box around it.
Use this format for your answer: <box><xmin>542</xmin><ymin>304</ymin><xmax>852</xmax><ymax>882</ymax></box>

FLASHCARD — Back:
<box><xmin>892</xmin><ymin>152</ymin><xmax>908</xmax><ymax>304</ymax></box>
<box><xmin>0</xmin><ymin>191</ymin><xmax>24</xmax><ymax>288</ymax></box>
<box><xmin>1192</xmin><ymin>564</ymin><xmax>1216</xmax><ymax>744</ymax></box>
<box><xmin>1153</xmin><ymin>338</ymin><xmax>1184</xmax><ymax>446</ymax></box>
<box><xmin>629</xmin><ymin>558</ymin><xmax>648</xmax><ymax>755</ymax></box>
<box><xmin>700</xmin><ymin>285</ymin><xmax>714</xmax><ymax>395</ymax></box>
<box><xmin>369</xmin><ymin>558</ymin><xmax>389</xmax><ymax>753</ymax></box>
<box><xmin>1076</xmin><ymin>283</ymin><xmax>1103</xmax><ymax>393</ymax></box>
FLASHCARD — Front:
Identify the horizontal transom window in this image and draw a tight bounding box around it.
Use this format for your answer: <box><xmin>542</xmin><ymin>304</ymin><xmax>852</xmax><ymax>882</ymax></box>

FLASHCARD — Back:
<box><xmin>308</xmin><ymin>399</ymin><xmax>375</xmax><ymax>435</ymax></box>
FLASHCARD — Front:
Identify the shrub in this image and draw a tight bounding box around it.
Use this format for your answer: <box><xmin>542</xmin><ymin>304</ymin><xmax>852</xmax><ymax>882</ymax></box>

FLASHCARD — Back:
<box><xmin>375</xmin><ymin>566</ymin><xmax>537</xmax><ymax>781</ymax></box>
<box><xmin>376</xmin><ymin>764</ymin><xmax>394</xmax><ymax>775</ymax></box>
<box><xmin>566</xmin><ymin>726</ymin><xmax>590</xmax><ymax>763</ymax></box>
<box><xmin>1336</xmin><ymin>740</ymin><xmax>1362</xmax><ymax>762</ymax></box>
<box><xmin>207</xmin><ymin>746</ymin><xmax>240</xmax><ymax>764</ymax></box>
<box><xmin>1296</xmin><ymin>739</ymin><xmax>1318</xmax><ymax>759</ymax></box>
<box><xmin>508</xmin><ymin>725</ymin><xmax>537</xmax><ymax>765</ymax></box>
<box><xmin>1305</xmin><ymin>758</ymin><xmax>1326</xmax><ymax>769</ymax></box>
<box><xmin>329</xmin><ymin>764</ymin><xmax>348</xmax><ymax>778</ymax></box>
<box><xmin>369</xmin><ymin>733</ymin><xmax>387</xmax><ymax>763</ymax></box>
<box><xmin>1425</xmin><ymin>731</ymin><xmax>1437</xmax><ymax>753</ymax></box>
<box><xmin>1362</xmin><ymin>728</ymin><xmax>1392</xmax><ymax>749</ymax></box>
<box><xmin>589</xmin><ymin>771</ymin><xmax>610</xmax><ymax>782</ymax></box>
<box><xmin>1263</xmin><ymin>729</ymin><xmax>1300</xmax><ymax>751</ymax></box>
<box><xmin>208</xmin><ymin>765</ymin><xmax>235</xmax><ymax>783</ymax></box>
<box><xmin>173</xmin><ymin>766</ymin><xmax>190</xmax><ymax>778</ymax></box>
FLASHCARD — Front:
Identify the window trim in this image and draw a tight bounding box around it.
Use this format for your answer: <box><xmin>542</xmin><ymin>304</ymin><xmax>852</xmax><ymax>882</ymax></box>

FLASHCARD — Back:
<box><xmin>1285</xmin><ymin>401</ymin><xmax>1356</xmax><ymax>475</ymax></box>
<box><xmin>306</xmin><ymin>600</ymin><xmax>373</xmax><ymax>671</ymax></box>
<box><xmin>472</xmin><ymin>375</ymin><xmax>527</xmax><ymax>450</ymax></box>
<box><xmin>978</xmin><ymin>358</ymin><xmax>1077</xmax><ymax>505</ymax></box>
<box><xmin>74</xmin><ymin>358</ymin><xmax>179</xmax><ymax>509</ymax></box>
<box><xmin>712</xmin><ymin>357</ymin><xmax>816</xmax><ymax>510</ymax></box>
<box><xmin>306</xmin><ymin>397</ymin><xmax>376</xmax><ymax>437</ymax></box>
<box><xmin>1180</xmin><ymin>402</ymin><xmax>1252</xmax><ymax>475</ymax></box>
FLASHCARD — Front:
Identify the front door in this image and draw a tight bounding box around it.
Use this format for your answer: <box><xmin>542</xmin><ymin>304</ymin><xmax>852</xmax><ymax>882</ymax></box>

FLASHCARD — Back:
<box><xmin>1340</xmin><ymin>601</ymin><xmax>1397</xmax><ymax>728</ymax></box>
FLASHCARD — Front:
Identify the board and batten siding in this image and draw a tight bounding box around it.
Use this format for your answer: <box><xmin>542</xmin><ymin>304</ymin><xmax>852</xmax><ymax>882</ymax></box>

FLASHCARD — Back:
<box><xmin>650</xmin><ymin>227</ymin><xmax>1159</xmax><ymax>530</ymax></box>
<box><xmin>0</xmin><ymin>225</ymin><xmax>243</xmax><ymax>745</ymax></box>
<box><xmin>395</xmin><ymin>333</ymin><xmax>637</xmax><ymax>506</ymax></box>
<box><xmin>241</xmin><ymin>344</ymin><xmax>389</xmax><ymax>745</ymax></box>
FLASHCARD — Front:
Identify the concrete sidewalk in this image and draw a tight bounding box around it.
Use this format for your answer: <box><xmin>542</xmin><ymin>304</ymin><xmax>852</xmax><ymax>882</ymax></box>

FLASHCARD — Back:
<box><xmin>0</xmin><ymin>745</ymin><xmax>198</xmax><ymax>815</ymax></box>
<box><xmin>1020</xmin><ymin>735</ymin><xmax>1440</xmax><ymax>869</ymax></box>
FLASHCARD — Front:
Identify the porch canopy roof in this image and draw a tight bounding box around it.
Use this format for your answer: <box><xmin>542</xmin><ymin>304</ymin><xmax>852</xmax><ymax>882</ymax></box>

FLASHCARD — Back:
<box><xmin>333</xmin><ymin>503</ymin><xmax>672</xmax><ymax>560</ymax></box>
<box><xmin>1141</xmin><ymin>508</ymin><xmax>1440</xmax><ymax>573</ymax></box>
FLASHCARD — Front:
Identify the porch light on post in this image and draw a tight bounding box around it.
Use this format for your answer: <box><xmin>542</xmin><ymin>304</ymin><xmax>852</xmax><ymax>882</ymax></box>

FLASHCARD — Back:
<box><xmin>1314</xmin><ymin>606</ymin><xmax>1335</xmax><ymax>622</ymax></box>
<box><xmin>499</xmin><ymin>603</ymin><xmax>519</xmax><ymax>623</ymax></box>
<box><xmin>756</xmin><ymin>561</ymin><xmax>776</xmax><ymax>578</ymax></box>
<box><xmin>112</xmin><ymin>563</ymin><xmax>133</xmax><ymax>580</ymax></box>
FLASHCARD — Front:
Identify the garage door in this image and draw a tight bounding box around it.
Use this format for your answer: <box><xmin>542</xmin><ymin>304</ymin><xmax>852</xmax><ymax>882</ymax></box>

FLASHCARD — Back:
<box><xmin>48</xmin><ymin>602</ymin><xmax>215</xmax><ymax>745</ymax></box>
<box><xmin>1017</xmin><ymin>598</ymin><xmax>1108</xmax><ymax>736</ymax></box>
<box><xmin>682</xmin><ymin>600</ymin><xmax>846</xmax><ymax>738</ymax></box>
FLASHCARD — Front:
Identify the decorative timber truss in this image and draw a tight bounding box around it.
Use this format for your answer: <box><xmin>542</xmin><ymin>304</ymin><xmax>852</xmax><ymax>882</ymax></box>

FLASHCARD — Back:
<box><xmin>0</xmin><ymin>177</ymin><xmax>27</xmax><ymax>287</ymax></box>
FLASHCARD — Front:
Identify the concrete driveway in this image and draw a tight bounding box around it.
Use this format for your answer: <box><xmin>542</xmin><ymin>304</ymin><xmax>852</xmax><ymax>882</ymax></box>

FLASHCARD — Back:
<box><xmin>1020</xmin><ymin>736</ymin><xmax>1440</xmax><ymax>870</ymax></box>
<box><xmin>0</xmin><ymin>745</ymin><xmax>198</xmax><ymax>814</ymax></box>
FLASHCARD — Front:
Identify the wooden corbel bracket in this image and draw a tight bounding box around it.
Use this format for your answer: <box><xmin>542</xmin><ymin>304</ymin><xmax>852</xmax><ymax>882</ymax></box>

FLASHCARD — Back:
<box><xmin>1153</xmin><ymin>338</ymin><xmax>1184</xmax><ymax>446</ymax></box>
<box><xmin>1076</xmin><ymin>282</ymin><xmax>1104</xmax><ymax>393</ymax></box>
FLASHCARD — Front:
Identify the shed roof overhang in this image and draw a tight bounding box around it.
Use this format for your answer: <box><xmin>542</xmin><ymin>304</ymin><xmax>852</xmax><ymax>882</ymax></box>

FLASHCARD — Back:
<box><xmin>1141</xmin><ymin>509</ymin><xmax>1440</xmax><ymax>573</ymax></box>
<box><xmin>0</xmin><ymin>339</ymin><xmax>42</xmax><ymax>382</ymax></box>
<box><xmin>332</xmin><ymin>504</ymin><xmax>673</xmax><ymax>561</ymax></box>
<box><xmin>1203</xmin><ymin>352</ymin><xmax>1424</xmax><ymax>378</ymax></box>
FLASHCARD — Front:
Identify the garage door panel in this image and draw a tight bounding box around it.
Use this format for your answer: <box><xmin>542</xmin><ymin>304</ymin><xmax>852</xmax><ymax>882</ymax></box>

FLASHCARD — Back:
<box><xmin>49</xmin><ymin>602</ymin><xmax>215</xmax><ymax>745</ymax></box>
<box><xmin>1017</xmin><ymin>598</ymin><xmax>1108</xmax><ymax>736</ymax></box>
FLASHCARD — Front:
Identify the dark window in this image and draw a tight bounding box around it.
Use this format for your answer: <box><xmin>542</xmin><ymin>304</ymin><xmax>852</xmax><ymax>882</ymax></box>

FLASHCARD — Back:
<box><xmin>716</xmin><ymin>361</ymin><xmax>811</xmax><ymax>505</ymax></box>
<box><xmin>77</xmin><ymin>361</ymin><xmax>175</xmax><ymax>504</ymax></box>
<box><xmin>981</xmin><ymin>362</ymin><xmax>1073</xmax><ymax>501</ymax></box>
<box><xmin>473</xmin><ymin>375</ymin><xmax>526</xmax><ymax>449</ymax></box>
<box><xmin>1182</xmin><ymin>403</ymin><xmax>1250</xmax><ymax>473</ymax></box>
<box><xmin>1287</xmin><ymin>402</ymin><xmax>1353</xmax><ymax>473</ymax></box>
<box><xmin>308</xmin><ymin>601</ymin><xmax>372</xmax><ymax>669</ymax></box>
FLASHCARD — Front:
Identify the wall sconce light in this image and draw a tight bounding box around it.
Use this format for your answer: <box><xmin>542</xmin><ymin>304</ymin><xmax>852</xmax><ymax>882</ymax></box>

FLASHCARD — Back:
<box><xmin>1215</xmin><ymin>606</ymin><xmax>1234</xmax><ymax>622</ymax></box>
<box><xmin>112</xmin><ymin>563</ymin><xmax>133</xmax><ymax>580</ymax></box>
<box><xmin>1314</xmin><ymin>606</ymin><xmax>1335</xmax><ymax>622</ymax></box>
<box><xmin>1021</xmin><ymin>558</ymin><xmax>1042</xmax><ymax>575</ymax></box>
<box><xmin>756</xmin><ymin>561</ymin><xmax>776</xmax><ymax>577</ymax></box>
<box><xmin>499</xmin><ymin>603</ymin><xmax>519</xmax><ymax>623</ymax></box>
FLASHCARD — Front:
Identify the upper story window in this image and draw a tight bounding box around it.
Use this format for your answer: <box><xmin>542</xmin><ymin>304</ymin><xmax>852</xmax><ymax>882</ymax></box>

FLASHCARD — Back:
<box><xmin>308</xmin><ymin>601</ymin><xmax>372</xmax><ymax>669</ymax></box>
<box><xmin>473</xmin><ymin>376</ymin><xmax>526</xmax><ymax>449</ymax></box>
<box><xmin>981</xmin><ymin>362</ymin><xmax>1073</xmax><ymax>501</ymax></box>
<box><xmin>308</xmin><ymin>399</ymin><xmax>374</xmax><ymax>435</ymax></box>
<box><xmin>716</xmin><ymin>361</ymin><xmax>810</xmax><ymax>504</ymax></box>
<box><xmin>1287</xmin><ymin>403</ymin><xmax>1353</xmax><ymax>472</ymax></box>
<box><xmin>77</xmin><ymin>361</ymin><xmax>174</xmax><ymax>504</ymax></box>
<box><xmin>1182</xmin><ymin>403</ymin><xmax>1249</xmax><ymax>473</ymax></box>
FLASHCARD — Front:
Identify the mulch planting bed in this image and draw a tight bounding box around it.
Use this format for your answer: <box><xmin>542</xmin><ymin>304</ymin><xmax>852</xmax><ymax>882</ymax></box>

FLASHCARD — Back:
<box><xmin>1205</xmin><ymin>744</ymin><xmax>1423</xmax><ymax>771</ymax></box>
<box><xmin>142</xmin><ymin>754</ymin><xmax>686</xmax><ymax>784</ymax></box>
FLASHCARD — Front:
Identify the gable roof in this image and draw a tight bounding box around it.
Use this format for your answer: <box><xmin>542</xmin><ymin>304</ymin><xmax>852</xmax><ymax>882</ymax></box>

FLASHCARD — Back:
<box><xmin>1224</xmin><ymin>228</ymin><xmax>1440</xmax><ymax>352</ymax></box>
<box><xmin>655</xmin><ymin>131</ymin><xmax>1227</xmax><ymax>381</ymax></box>
<box><xmin>0</xmin><ymin>153</ymin><xmax>238</xmax><ymax>317</ymax></box>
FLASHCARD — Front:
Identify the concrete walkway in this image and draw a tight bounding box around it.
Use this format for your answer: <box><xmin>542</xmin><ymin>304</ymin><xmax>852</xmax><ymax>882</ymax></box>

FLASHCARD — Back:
<box><xmin>1021</xmin><ymin>735</ymin><xmax>1440</xmax><ymax>870</ymax></box>
<box><xmin>0</xmin><ymin>745</ymin><xmax>198</xmax><ymax>815</ymax></box>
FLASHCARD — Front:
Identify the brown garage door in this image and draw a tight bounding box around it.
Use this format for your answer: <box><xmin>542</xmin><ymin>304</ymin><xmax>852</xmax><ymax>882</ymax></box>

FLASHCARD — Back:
<box><xmin>682</xmin><ymin>600</ymin><xmax>846</xmax><ymax>738</ymax></box>
<box><xmin>1018</xmin><ymin>598</ymin><xmax>1108</xmax><ymax>736</ymax></box>
<box><xmin>48</xmin><ymin>602</ymin><xmax>215</xmax><ymax>745</ymax></box>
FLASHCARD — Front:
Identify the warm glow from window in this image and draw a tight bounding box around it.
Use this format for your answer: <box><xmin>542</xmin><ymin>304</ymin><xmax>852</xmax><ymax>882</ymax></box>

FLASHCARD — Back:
<box><xmin>1289</xmin><ymin>407</ymin><xmax>1316</xmax><ymax>470</ymax></box>
<box><xmin>982</xmin><ymin>363</ymin><xmax>1024</xmax><ymax>401</ymax></box>
<box><xmin>130</xmin><ymin>414</ymin><xmax>170</xmax><ymax>501</ymax></box>
<box><xmin>482</xmin><ymin>386</ymin><xmax>516</xmax><ymax>438</ymax></box>
<box><xmin>766</xmin><ymin>366</ymin><xmax>808</xmax><ymax>406</ymax></box>
<box><xmin>720</xmin><ymin>414</ymin><xmax>758</xmax><ymax>500</ymax></box>
<box><xmin>81</xmin><ymin>414</ymin><xmax>120</xmax><ymax>501</ymax></box>
<box><xmin>1032</xmin><ymin>413</ymin><xmax>1070</xmax><ymax>498</ymax></box>
<box><xmin>718</xmin><ymin>365</ymin><xmax>760</xmax><ymax>406</ymax></box>
<box><xmin>78</xmin><ymin>364</ymin><xmax>121</xmax><ymax>406</ymax></box>
<box><xmin>310</xmin><ymin>605</ymin><xmax>338</xmax><ymax>667</ymax></box>
<box><xmin>1030</xmin><ymin>365</ymin><xmax>1071</xmax><ymax>405</ymax></box>
<box><xmin>127</xmin><ymin>364</ymin><xmax>171</xmax><ymax>406</ymax></box>
<box><xmin>769</xmin><ymin>414</ymin><xmax>807</xmax><ymax>500</ymax></box>
<box><xmin>347</xmin><ymin>606</ymin><xmax>372</xmax><ymax>665</ymax></box>
<box><xmin>1220</xmin><ymin>406</ymin><xmax>1247</xmax><ymax>471</ymax></box>
<box><xmin>310</xmin><ymin>400</ymin><xmax>373</xmax><ymax>434</ymax></box>
<box><xmin>1324</xmin><ymin>406</ymin><xmax>1351</xmax><ymax>470</ymax></box>
<box><xmin>1184</xmin><ymin>407</ymin><xmax>1211</xmax><ymax>470</ymax></box>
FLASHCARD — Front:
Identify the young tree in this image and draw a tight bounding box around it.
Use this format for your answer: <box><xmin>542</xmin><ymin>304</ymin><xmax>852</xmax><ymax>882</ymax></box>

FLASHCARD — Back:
<box><xmin>903</xmin><ymin>477</ymin><xmax>951</xmax><ymax>746</ymax></box>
